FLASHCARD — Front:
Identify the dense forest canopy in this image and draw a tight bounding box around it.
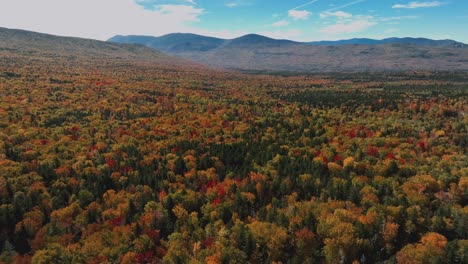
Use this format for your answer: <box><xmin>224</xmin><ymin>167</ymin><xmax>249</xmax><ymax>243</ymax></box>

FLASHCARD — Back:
<box><xmin>0</xmin><ymin>44</ymin><xmax>467</xmax><ymax>263</ymax></box>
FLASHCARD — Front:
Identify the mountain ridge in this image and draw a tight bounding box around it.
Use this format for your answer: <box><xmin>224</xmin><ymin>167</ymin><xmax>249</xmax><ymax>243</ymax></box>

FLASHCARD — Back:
<box><xmin>109</xmin><ymin>32</ymin><xmax>468</xmax><ymax>73</ymax></box>
<box><xmin>108</xmin><ymin>33</ymin><xmax>467</xmax><ymax>51</ymax></box>
<box><xmin>308</xmin><ymin>37</ymin><xmax>466</xmax><ymax>47</ymax></box>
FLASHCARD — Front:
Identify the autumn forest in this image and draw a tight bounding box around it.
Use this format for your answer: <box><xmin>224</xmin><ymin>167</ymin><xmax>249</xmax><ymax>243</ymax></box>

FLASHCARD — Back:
<box><xmin>0</xmin><ymin>29</ymin><xmax>467</xmax><ymax>264</ymax></box>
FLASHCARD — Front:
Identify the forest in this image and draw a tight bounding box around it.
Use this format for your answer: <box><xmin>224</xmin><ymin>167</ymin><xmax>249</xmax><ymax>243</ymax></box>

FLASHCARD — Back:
<box><xmin>0</xmin><ymin>51</ymin><xmax>467</xmax><ymax>264</ymax></box>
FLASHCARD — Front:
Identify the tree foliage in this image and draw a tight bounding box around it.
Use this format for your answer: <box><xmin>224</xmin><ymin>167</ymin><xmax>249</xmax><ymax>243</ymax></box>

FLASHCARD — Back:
<box><xmin>0</xmin><ymin>50</ymin><xmax>467</xmax><ymax>263</ymax></box>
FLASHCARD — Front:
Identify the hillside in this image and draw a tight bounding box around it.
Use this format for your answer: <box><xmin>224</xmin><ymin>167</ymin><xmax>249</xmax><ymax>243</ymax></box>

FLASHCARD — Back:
<box><xmin>109</xmin><ymin>33</ymin><xmax>468</xmax><ymax>72</ymax></box>
<box><xmin>0</xmin><ymin>27</ymin><xmax>198</xmax><ymax>69</ymax></box>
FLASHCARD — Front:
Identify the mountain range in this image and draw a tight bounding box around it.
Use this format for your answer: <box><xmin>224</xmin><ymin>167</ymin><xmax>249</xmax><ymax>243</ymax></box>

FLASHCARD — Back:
<box><xmin>109</xmin><ymin>33</ymin><xmax>466</xmax><ymax>53</ymax></box>
<box><xmin>1</xmin><ymin>27</ymin><xmax>467</xmax><ymax>73</ymax></box>
<box><xmin>109</xmin><ymin>33</ymin><xmax>468</xmax><ymax>73</ymax></box>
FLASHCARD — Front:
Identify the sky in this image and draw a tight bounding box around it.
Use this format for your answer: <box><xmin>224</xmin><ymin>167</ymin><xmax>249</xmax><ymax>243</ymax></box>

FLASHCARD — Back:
<box><xmin>0</xmin><ymin>0</ymin><xmax>466</xmax><ymax>42</ymax></box>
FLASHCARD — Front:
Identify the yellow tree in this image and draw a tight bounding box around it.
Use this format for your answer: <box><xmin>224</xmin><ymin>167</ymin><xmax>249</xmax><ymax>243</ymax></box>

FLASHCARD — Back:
<box><xmin>396</xmin><ymin>232</ymin><xmax>448</xmax><ymax>264</ymax></box>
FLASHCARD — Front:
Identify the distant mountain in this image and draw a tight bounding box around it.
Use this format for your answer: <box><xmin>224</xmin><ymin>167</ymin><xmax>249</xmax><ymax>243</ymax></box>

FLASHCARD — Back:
<box><xmin>309</xmin><ymin>37</ymin><xmax>467</xmax><ymax>47</ymax></box>
<box><xmin>223</xmin><ymin>34</ymin><xmax>299</xmax><ymax>48</ymax></box>
<box><xmin>108</xmin><ymin>33</ymin><xmax>299</xmax><ymax>53</ymax></box>
<box><xmin>109</xmin><ymin>34</ymin><xmax>467</xmax><ymax>54</ymax></box>
<box><xmin>0</xmin><ymin>27</ymin><xmax>197</xmax><ymax>69</ymax></box>
<box><xmin>109</xmin><ymin>33</ymin><xmax>225</xmax><ymax>53</ymax></box>
<box><xmin>109</xmin><ymin>33</ymin><xmax>468</xmax><ymax>73</ymax></box>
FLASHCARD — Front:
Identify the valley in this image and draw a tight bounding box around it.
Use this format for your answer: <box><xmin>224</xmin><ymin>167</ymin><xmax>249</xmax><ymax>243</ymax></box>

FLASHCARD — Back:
<box><xmin>0</xmin><ymin>27</ymin><xmax>467</xmax><ymax>263</ymax></box>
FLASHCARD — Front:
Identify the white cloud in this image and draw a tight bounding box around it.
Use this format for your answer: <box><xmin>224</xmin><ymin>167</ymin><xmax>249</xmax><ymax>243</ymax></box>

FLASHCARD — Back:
<box><xmin>320</xmin><ymin>19</ymin><xmax>376</xmax><ymax>35</ymax></box>
<box><xmin>0</xmin><ymin>0</ymin><xmax>208</xmax><ymax>40</ymax></box>
<box><xmin>288</xmin><ymin>10</ymin><xmax>312</xmax><ymax>20</ymax></box>
<box><xmin>392</xmin><ymin>1</ymin><xmax>444</xmax><ymax>9</ymax></box>
<box><xmin>157</xmin><ymin>4</ymin><xmax>203</xmax><ymax>21</ymax></box>
<box><xmin>186</xmin><ymin>0</ymin><xmax>196</xmax><ymax>4</ymax></box>
<box><xmin>0</xmin><ymin>0</ymin><xmax>258</xmax><ymax>41</ymax></box>
<box><xmin>226</xmin><ymin>3</ymin><xmax>238</xmax><ymax>8</ymax></box>
<box><xmin>320</xmin><ymin>11</ymin><xmax>353</xmax><ymax>19</ymax></box>
<box><xmin>271</xmin><ymin>20</ymin><xmax>289</xmax><ymax>27</ymax></box>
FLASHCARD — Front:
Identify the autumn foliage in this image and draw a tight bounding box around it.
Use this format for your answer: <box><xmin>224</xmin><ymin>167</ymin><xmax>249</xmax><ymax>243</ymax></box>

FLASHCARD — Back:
<box><xmin>0</xmin><ymin>50</ymin><xmax>467</xmax><ymax>264</ymax></box>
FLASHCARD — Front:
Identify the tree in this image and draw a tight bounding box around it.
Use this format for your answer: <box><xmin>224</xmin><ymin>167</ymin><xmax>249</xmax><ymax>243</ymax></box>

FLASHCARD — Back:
<box><xmin>396</xmin><ymin>232</ymin><xmax>448</xmax><ymax>264</ymax></box>
<box><xmin>247</xmin><ymin>221</ymin><xmax>288</xmax><ymax>262</ymax></box>
<box><xmin>32</xmin><ymin>243</ymin><xmax>83</xmax><ymax>264</ymax></box>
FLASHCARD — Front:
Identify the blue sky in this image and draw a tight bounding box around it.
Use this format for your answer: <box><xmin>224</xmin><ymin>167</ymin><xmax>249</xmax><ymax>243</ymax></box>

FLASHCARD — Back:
<box><xmin>0</xmin><ymin>0</ymin><xmax>466</xmax><ymax>42</ymax></box>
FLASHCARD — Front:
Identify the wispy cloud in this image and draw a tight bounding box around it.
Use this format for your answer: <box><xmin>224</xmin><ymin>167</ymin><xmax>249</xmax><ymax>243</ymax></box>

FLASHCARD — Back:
<box><xmin>324</xmin><ymin>0</ymin><xmax>367</xmax><ymax>12</ymax></box>
<box><xmin>290</xmin><ymin>0</ymin><xmax>321</xmax><ymax>11</ymax></box>
<box><xmin>379</xmin><ymin>15</ymin><xmax>419</xmax><ymax>22</ymax></box>
<box><xmin>271</xmin><ymin>20</ymin><xmax>289</xmax><ymax>27</ymax></box>
<box><xmin>157</xmin><ymin>5</ymin><xmax>203</xmax><ymax>21</ymax></box>
<box><xmin>265</xmin><ymin>0</ymin><xmax>320</xmax><ymax>27</ymax></box>
<box><xmin>289</xmin><ymin>10</ymin><xmax>312</xmax><ymax>20</ymax></box>
<box><xmin>392</xmin><ymin>1</ymin><xmax>445</xmax><ymax>9</ymax></box>
<box><xmin>320</xmin><ymin>19</ymin><xmax>376</xmax><ymax>34</ymax></box>
<box><xmin>319</xmin><ymin>1</ymin><xmax>373</xmax><ymax>36</ymax></box>
<box><xmin>225</xmin><ymin>0</ymin><xmax>252</xmax><ymax>8</ymax></box>
<box><xmin>320</xmin><ymin>11</ymin><xmax>353</xmax><ymax>19</ymax></box>
<box><xmin>284</xmin><ymin>0</ymin><xmax>319</xmax><ymax>21</ymax></box>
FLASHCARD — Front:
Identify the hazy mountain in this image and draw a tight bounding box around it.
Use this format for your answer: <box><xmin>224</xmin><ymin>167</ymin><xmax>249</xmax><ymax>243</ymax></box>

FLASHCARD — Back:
<box><xmin>109</xmin><ymin>33</ymin><xmax>468</xmax><ymax>73</ymax></box>
<box><xmin>108</xmin><ymin>33</ymin><xmax>299</xmax><ymax>53</ymax></box>
<box><xmin>109</xmin><ymin>34</ymin><xmax>466</xmax><ymax>53</ymax></box>
<box><xmin>109</xmin><ymin>33</ymin><xmax>225</xmax><ymax>53</ymax></box>
<box><xmin>223</xmin><ymin>34</ymin><xmax>299</xmax><ymax>48</ymax></box>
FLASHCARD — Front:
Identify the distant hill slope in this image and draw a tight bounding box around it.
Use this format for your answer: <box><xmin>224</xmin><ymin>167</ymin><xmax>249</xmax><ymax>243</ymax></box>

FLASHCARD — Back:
<box><xmin>0</xmin><ymin>27</ymin><xmax>198</xmax><ymax>69</ymax></box>
<box><xmin>109</xmin><ymin>33</ymin><xmax>468</xmax><ymax>72</ymax></box>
